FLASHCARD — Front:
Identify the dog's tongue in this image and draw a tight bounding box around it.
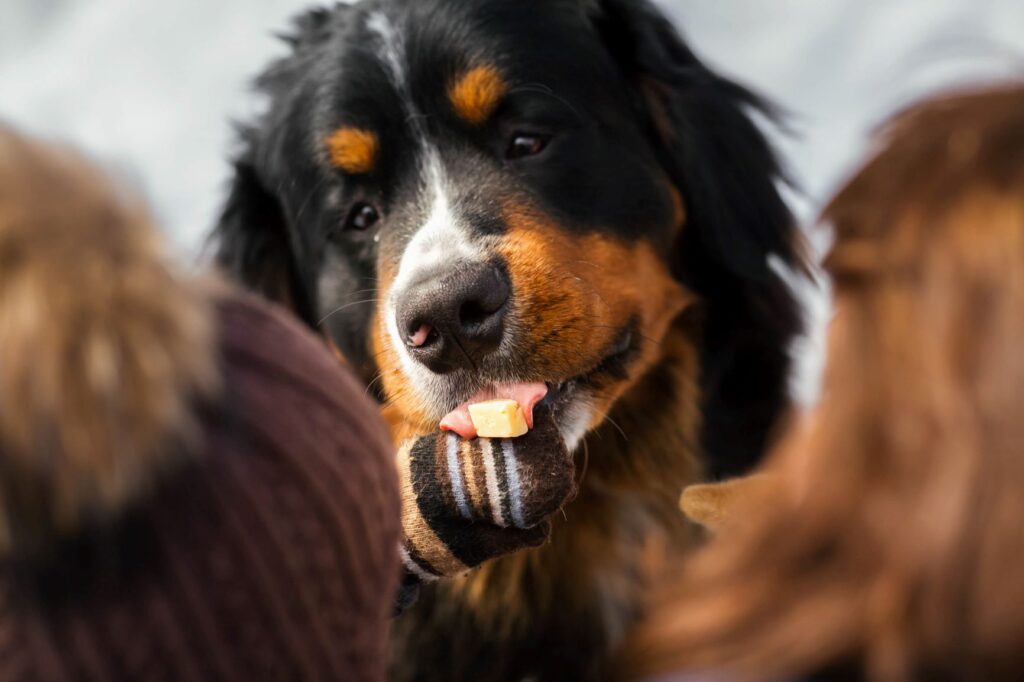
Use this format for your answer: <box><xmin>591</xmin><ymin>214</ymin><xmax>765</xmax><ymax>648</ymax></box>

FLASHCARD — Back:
<box><xmin>439</xmin><ymin>382</ymin><xmax>548</xmax><ymax>439</ymax></box>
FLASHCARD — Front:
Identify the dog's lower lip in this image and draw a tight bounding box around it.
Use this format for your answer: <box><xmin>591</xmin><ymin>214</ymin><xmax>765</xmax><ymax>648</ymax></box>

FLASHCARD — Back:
<box><xmin>541</xmin><ymin>380</ymin><xmax>568</xmax><ymax>407</ymax></box>
<box><xmin>539</xmin><ymin>384</ymin><xmax>569</xmax><ymax>413</ymax></box>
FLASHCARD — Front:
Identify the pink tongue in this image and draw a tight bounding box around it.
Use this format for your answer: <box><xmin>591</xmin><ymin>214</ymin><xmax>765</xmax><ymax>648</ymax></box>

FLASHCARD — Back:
<box><xmin>439</xmin><ymin>382</ymin><xmax>548</xmax><ymax>439</ymax></box>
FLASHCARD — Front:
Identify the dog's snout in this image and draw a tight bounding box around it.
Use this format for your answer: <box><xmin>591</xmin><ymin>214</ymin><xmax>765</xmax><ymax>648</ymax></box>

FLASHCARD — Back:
<box><xmin>396</xmin><ymin>262</ymin><xmax>510</xmax><ymax>373</ymax></box>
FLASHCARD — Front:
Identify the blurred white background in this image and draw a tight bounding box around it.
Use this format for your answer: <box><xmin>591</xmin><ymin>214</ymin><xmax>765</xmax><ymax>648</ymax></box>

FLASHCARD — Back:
<box><xmin>1</xmin><ymin>0</ymin><xmax>1022</xmax><ymax>401</ymax></box>
<box><xmin>3</xmin><ymin>0</ymin><xmax>1021</xmax><ymax>250</ymax></box>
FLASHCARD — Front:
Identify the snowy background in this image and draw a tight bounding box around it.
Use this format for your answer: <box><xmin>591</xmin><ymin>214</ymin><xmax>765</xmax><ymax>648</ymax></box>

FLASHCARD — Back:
<box><xmin>2</xmin><ymin>0</ymin><xmax>1022</xmax><ymax>402</ymax></box>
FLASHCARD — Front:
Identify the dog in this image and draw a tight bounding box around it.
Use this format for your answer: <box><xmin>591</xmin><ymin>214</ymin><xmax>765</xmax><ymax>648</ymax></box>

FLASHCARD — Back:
<box><xmin>212</xmin><ymin>0</ymin><xmax>803</xmax><ymax>679</ymax></box>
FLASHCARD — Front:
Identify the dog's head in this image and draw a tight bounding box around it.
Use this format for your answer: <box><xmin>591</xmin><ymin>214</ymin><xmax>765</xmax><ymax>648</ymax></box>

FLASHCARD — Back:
<box><xmin>215</xmin><ymin>0</ymin><xmax>801</xmax><ymax>467</ymax></box>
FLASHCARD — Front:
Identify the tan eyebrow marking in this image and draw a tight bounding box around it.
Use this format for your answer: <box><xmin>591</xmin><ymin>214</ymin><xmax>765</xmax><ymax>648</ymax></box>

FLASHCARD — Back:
<box><xmin>325</xmin><ymin>127</ymin><xmax>379</xmax><ymax>174</ymax></box>
<box><xmin>449</xmin><ymin>66</ymin><xmax>508</xmax><ymax>126</ymax></box>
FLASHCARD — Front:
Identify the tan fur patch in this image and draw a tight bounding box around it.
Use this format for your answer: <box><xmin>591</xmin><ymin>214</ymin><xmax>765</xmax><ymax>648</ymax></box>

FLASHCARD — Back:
<box><xmin>498</xmin><ymin>204</ymin><xmax>695</xmax><ymax>425</ymax></box>
<box><xmin>449</xmin><ymin>66</ymin><xmax>508</xmax><ymax>126</ymax></box>
<box><xmin>0</xmin><ymin>128</ymin><xmax>219</xmax><ymax>555</ymax></box>
<box><xmin>368</xmin><ymin>260</ymin><xmax>441</xmax><ymax>441</ymax></box>
<box><xmin>325</xmin><ymin>127</ymin><xmax>379</xmax><ymax>175</ymax></box>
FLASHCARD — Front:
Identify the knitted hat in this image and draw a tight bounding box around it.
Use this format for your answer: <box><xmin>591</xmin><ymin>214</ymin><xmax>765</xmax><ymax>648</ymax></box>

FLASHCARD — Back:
<box><xmin>0</xmin><ymin>129</ymin><xmax>400</xmax><ymax>681</ymax></box>
<box><xmin>0</xmin><ymin>293</ymin><xmax>402</xmax><ymax>682</ymax></box>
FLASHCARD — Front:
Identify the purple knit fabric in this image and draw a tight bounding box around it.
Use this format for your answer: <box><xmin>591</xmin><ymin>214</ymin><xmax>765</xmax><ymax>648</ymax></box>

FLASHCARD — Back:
<box><xmin>0</xmin><ymin>293</ymin><xmax>400</xmax><ymax>681</ymax></box>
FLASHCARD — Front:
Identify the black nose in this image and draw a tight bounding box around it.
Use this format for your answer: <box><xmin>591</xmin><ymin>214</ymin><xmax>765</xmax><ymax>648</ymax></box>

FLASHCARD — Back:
<box><xmin>395</xmin><ymin>262</ymin><xmax>511</xmax><ymax>374</ymax></box>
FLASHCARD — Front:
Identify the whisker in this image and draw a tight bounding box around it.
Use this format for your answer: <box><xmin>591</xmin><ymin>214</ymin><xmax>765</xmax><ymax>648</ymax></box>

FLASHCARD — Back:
<box><xmin>578</xmin><ymin>438</ymin><xmax>591</xmax><ymax>489</ymax></box>
<box><xmin>317</xmin><ymin>299</ymin><xmax>378</xmax><ymax>327</ymax></box>
<box><xmin>365</xmin><ymin>373</ymin><xmax>387</xmax><ymax>396</ymax></box>
<box><xmin>596</xmin><ymin>411</ymin><xmax>629</xmax><ymax>442</ymax></box>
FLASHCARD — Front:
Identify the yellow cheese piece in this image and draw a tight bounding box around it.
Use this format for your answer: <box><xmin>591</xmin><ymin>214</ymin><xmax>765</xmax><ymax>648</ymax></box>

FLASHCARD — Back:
<box><xmin>468</xmin><ymin>399</ymin><xmax>529</xmax><ymax>438</ymax></box>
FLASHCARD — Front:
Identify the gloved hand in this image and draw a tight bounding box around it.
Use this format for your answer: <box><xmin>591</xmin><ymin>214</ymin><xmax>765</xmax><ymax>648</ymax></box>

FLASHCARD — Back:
<box><xmin>394</xmin><ymin>407</ymin><xmax>575</xmax><ymax>611</ymax></box>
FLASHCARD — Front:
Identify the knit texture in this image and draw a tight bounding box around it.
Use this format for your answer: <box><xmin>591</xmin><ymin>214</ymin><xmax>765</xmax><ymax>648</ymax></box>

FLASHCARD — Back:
<box><xmin>396</xmin><ymin>409</ymin><xmax>576</xmax><ymax>581</ymax></box>
<box><xmin>0</xmin><ymin>292</ymin><xmax>401</xmax><ymax>681</ymax></box>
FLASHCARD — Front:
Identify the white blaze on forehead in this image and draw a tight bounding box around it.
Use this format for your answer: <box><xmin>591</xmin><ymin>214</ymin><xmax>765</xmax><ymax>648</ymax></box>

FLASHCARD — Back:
<box><xmin>365</xmin><ymin>11</ymin><xmax>482</xmax><ymax>297</ymax></box>
<box><xmin>366</xmin><ymin>9</ymin><xmax>483</xmax><ymax>406</ymax></box>
<box><xmin>379</xmin><ymin>153</ymin><xmax>481</xmax><ymax>413</ymax></box>
<box><xmin>365</xmin><ymin>11</ymin><xmax>407</xmax><ymax>91</ymax></box>
<box><xmin>392</xmin><ymin>151</ymin><xmax>483</xmax><ymax>293</ymax></box>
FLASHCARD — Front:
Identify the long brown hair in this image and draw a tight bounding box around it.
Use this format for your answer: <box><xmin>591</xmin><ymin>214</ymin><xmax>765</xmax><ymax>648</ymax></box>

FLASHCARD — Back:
<box><xmin>629</xmin><ymin>84</ymin><xmax>1024</xmax><ymax>682</ymax></box>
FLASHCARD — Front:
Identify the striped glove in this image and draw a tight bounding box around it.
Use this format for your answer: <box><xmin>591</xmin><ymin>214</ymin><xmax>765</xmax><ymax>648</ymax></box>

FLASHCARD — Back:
<box><xmin>395</xmin><ymin>407</ymin><xmax>575</xmax><ymax>607</ymax></box>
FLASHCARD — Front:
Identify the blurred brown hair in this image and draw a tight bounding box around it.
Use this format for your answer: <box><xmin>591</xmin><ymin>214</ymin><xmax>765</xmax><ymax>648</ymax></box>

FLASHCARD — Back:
<box><xmin>627</xmin><ymin>84</ymin><xmax>1024</xmax><ymax>682</ymax></box>
<box><xmin>0</xmin><ymin>127</ymin><xmax>217</xmax><ymax>558</ymax></box>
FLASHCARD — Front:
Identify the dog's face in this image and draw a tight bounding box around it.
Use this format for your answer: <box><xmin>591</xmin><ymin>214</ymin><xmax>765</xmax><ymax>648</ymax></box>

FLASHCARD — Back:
<box><xmin>217</xmin><ymin>0</ymin><xmax>801</xmax><ymax>465</ymax></box>
<box><xmin>321</xmin><ymin>0</ymin><xmax>691</xmax><ymax>444</ymax></box>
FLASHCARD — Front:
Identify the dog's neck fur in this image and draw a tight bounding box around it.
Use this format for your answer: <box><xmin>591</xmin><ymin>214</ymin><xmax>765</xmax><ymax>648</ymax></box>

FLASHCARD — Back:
<box><xmin>389</xmin><ymin>320</ymin><xmax>703</xmax><ymax>682</ymax></box>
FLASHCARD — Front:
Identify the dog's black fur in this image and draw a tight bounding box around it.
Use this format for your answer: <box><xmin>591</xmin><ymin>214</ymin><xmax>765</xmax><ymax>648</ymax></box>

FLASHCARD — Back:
<box><xmin>213</xmin><ymin>0</ymin><xmax>802</xmax><ymax>678</ymax></box>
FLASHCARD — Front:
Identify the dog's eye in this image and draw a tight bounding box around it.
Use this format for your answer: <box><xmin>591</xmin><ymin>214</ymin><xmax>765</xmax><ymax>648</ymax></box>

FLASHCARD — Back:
<box><xmin>345</xmin><ymin>202</ymin><xmax>379</xmax><ymax>232</ymax></box>
<box><xmin>506</xmin><ymin>133</ymin><xmax>551</xmax><ymax>160</ymax></box>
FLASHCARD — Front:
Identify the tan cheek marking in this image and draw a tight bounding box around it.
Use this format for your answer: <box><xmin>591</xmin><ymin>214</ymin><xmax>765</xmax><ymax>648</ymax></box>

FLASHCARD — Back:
<box><xmin>371</xmin><ymin>266</ymin><xmax>436</xmax><ymax>441</ymax></box>
<box><xmin>325</xmin><ymin>127</ymin><xmax>378</xmax><ymax>175</ymax></box>
<box><xmin>499</xmin><ymin>204</ymin><xmax>695</xmax><ymax>390</ymax></box>
<box><xmin>449</xmin><ymin>66</ymin><xmax>508</xmax><ymax>126</ymax></box>
<box><xmin>578</xmin><ymin>238</ymin><xmax>695</xmax><ymax>426</ymax></box>
<box><xmin>498</xmin><ymin>214</ymin><xmax>599</xmax><ymax>376</ymax></box>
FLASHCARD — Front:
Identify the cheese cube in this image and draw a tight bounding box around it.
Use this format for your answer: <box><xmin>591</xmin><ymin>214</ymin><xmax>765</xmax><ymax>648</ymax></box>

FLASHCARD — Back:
<box><xmin>468</xmin><ymin>399</ymin><xmax>529</xmax><ymax>439</ymax></box>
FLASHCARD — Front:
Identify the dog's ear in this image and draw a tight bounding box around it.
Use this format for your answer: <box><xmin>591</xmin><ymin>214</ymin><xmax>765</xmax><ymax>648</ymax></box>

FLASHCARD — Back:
<box><xmin>593</xmin><ymin>0</ymin><xmax>805</xmax><ymax>477</ymax></box>
<box><xmin>211</xmin><ymin>6</ymin><xmax>348</xmax><ymax>326</ymax></box>
<box><xmin>213</xmin><ymin>149</ymin><xmax>316</xmax><ymax>325</ymax></box>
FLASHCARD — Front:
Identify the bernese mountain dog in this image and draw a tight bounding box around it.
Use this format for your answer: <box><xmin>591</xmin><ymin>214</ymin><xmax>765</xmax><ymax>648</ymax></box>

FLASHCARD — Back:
<box><xmin>212</xmin><ymin>0</ymin><xmax>803</xmax><ymax>679</ymax></box>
